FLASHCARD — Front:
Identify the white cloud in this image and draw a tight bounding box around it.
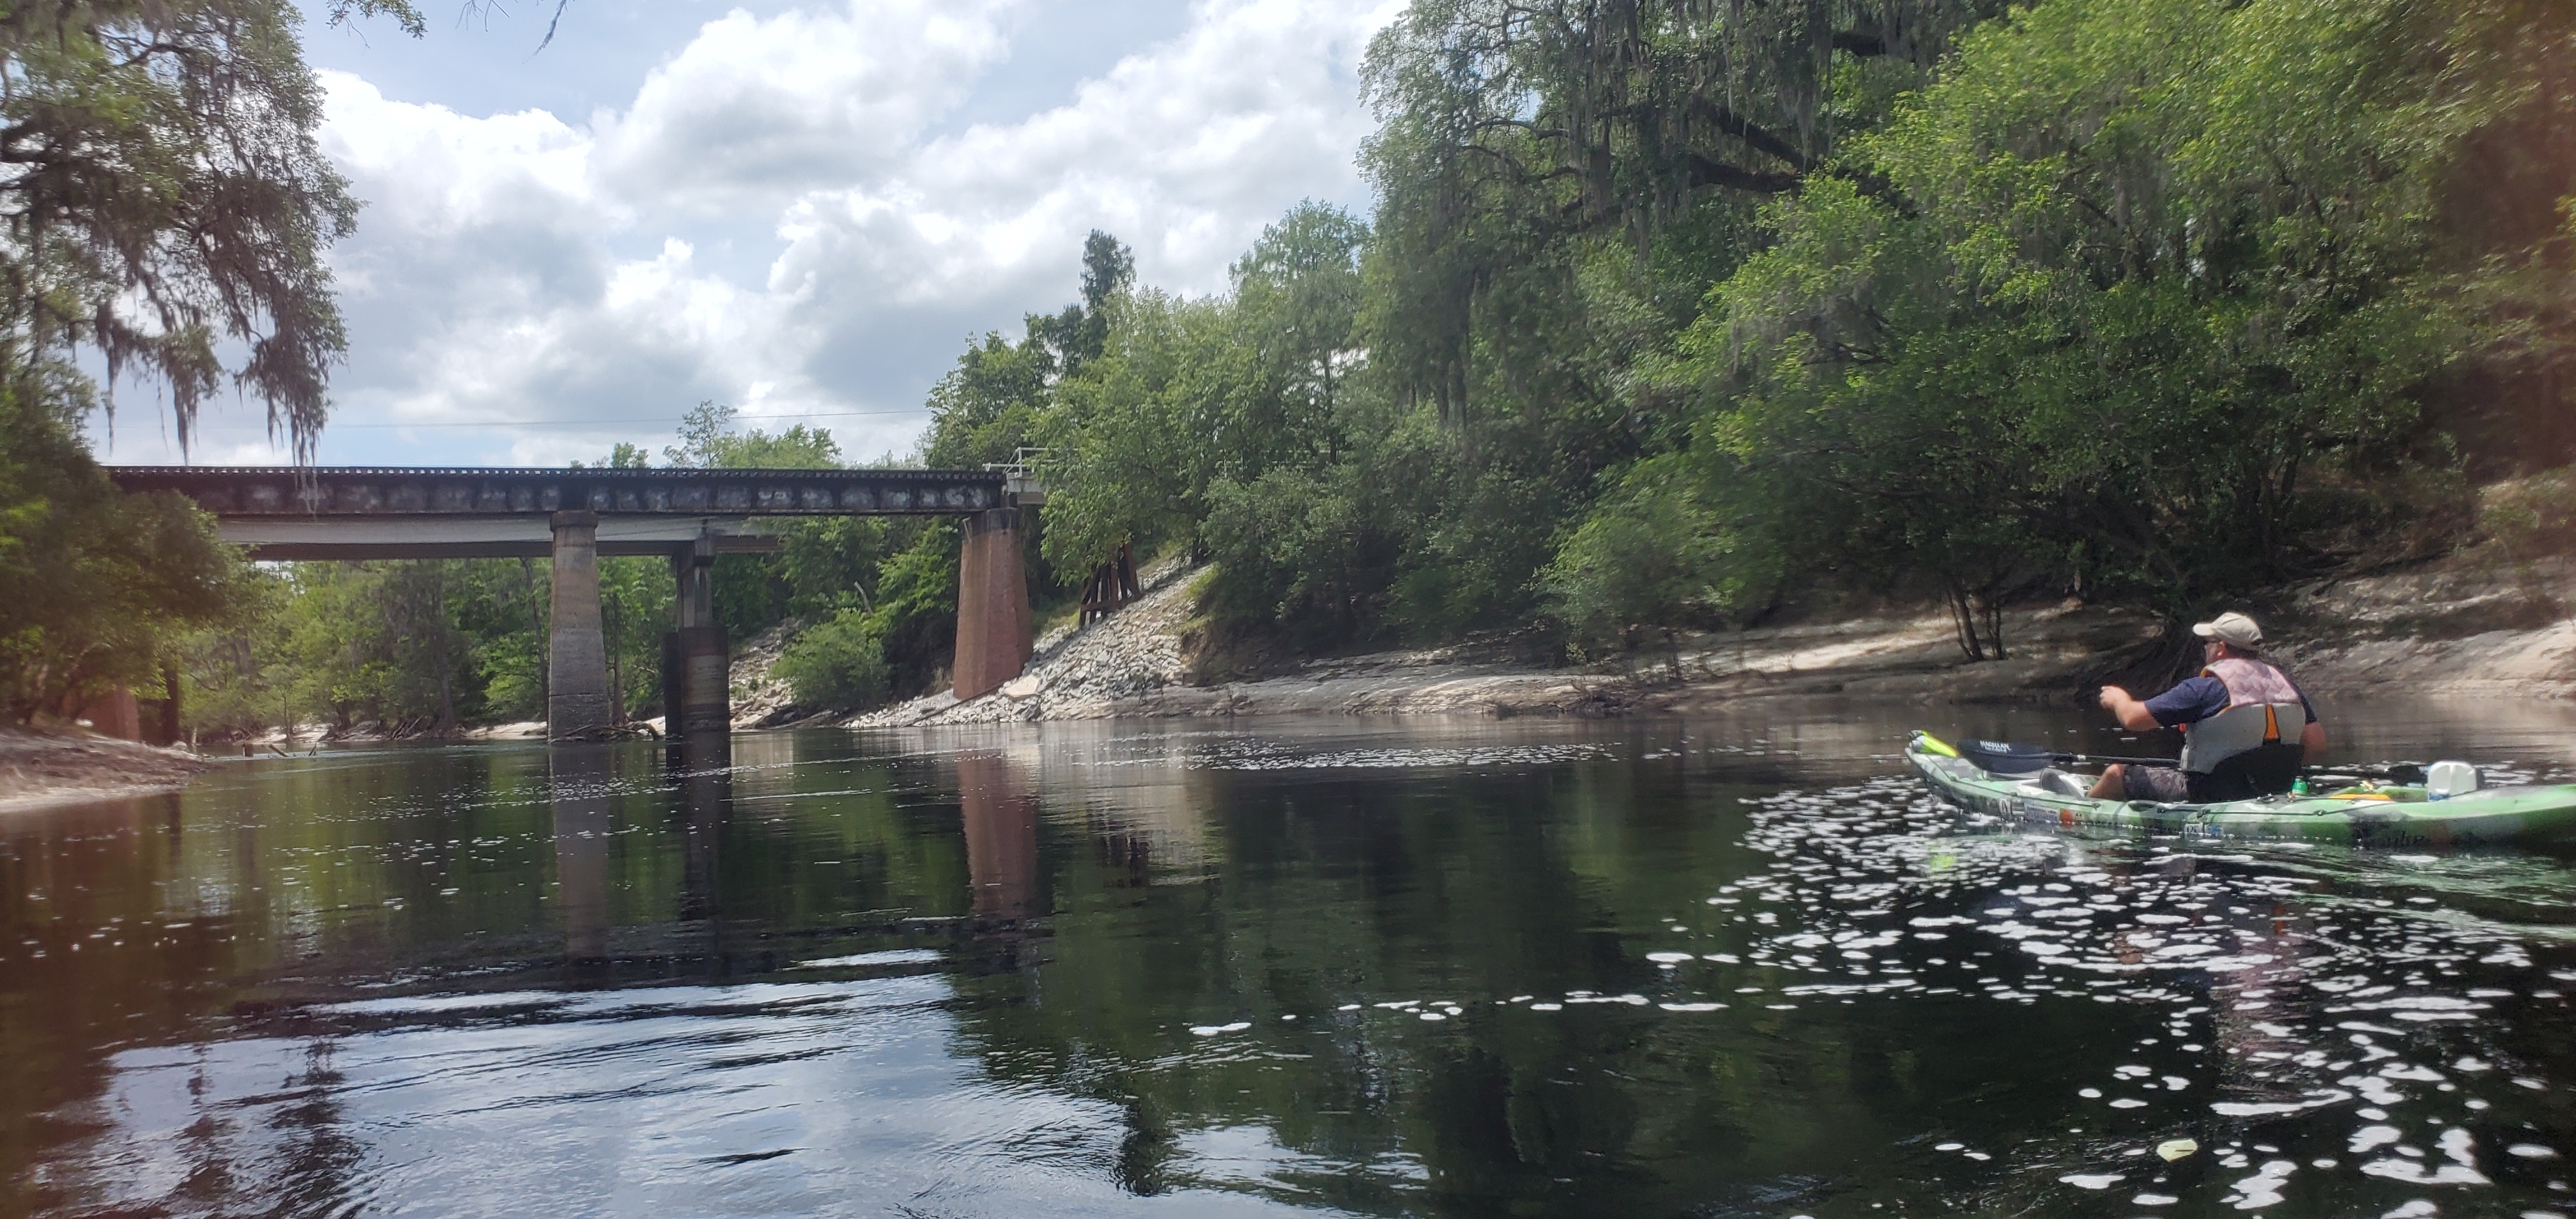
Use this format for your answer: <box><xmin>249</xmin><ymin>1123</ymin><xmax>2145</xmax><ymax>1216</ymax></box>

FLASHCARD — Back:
<box><xmin>591</xmin><ymin>0</ymin><xmax>1020</xmax><ymax>214</ymax></box>
<box><xmin>100</xmin><ymin>0</ymin><xmax>1398</xmax><ymax>468</ymax></box>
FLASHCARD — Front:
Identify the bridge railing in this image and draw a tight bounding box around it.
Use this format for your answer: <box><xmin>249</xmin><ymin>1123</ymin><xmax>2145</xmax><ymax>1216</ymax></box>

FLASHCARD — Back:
<box><xmin>981</xmin><ymin>448</ymin><xmax>1050</xmax><ymax>505</ymax></box>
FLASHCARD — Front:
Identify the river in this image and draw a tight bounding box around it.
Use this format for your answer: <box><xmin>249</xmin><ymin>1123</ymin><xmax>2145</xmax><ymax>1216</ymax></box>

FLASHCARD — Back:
<box><xmin>4</xmin><ymin>700</ymin><xmax>2575</xmax><ymax>1217</ymax></box>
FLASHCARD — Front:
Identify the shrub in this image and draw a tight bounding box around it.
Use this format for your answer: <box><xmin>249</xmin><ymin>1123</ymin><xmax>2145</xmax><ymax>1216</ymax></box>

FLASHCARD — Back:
<box><xmin>773</xmin><ymin>610</ymin><xmax>889</xmax><ymax>709</ymax></box>
<box><xmin>2481</xmin><ymin>468</ymin><xmax>2576</xmax><ymax>562</ymax></box>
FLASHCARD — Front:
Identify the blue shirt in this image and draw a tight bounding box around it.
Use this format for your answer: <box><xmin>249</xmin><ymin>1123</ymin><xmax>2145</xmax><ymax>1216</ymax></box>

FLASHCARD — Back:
<box><xmin>2144</xmin><ymin>673</ymin><xmax>2320</xmax><ymax>730</ymax></box>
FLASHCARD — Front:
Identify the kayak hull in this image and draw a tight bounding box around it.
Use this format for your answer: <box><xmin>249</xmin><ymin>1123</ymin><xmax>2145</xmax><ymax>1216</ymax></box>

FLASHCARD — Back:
<box><xmin>1905</xmin><ymin>738</ymin><xmax>2576</xmax><ymax>849</ymax></box>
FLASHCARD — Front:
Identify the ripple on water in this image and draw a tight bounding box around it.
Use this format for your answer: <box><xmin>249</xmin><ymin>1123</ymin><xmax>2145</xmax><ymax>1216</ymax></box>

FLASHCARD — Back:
<box><xmin>1664</xmin><ymin>777</ymin><xmax>2576</xmax><ymax>1213</ymax></box>
<box><xmin>1250</xmin><ymin>772</ymin><xmax>2576</xmax><ymax>1213</ymax></box>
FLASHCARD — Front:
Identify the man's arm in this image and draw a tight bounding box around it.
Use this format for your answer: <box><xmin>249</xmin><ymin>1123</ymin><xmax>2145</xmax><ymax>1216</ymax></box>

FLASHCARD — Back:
<box><xmin>2288</xmin><ymin>676</ymin><xmax>2326</xmax><ymax>757</ymax></box>
<box><xmin>2097</xmin><ymin>686</ymin><xmax>2162</xmax><ymax>732</ymax></box>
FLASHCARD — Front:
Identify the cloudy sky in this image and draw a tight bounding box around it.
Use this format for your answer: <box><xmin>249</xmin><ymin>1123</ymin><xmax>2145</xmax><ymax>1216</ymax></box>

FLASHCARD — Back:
<box><xmin>90</xmin><ymin>0</ymin><xmax>1396</xmax><ymax>468</ymax></box>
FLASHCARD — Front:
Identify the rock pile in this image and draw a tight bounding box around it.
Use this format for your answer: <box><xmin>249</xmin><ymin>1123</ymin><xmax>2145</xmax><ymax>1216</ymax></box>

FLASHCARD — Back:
<box><xmin>728</xmin><ymin>622</ymin><xmax>811</xmax><ymax>728</ymax></box>
<box><xmin>854</xmin><ymin>556</ymin><xmax>1637</xmax><ymax>726</ymax></box>
<box><xmin>856</xmin><ymin>558</ymin><xmax>1200</xmax><ymax>726</ymax></box>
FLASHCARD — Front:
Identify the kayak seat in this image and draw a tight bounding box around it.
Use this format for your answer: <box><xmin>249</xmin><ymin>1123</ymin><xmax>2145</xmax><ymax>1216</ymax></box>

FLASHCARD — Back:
<box><xmin>2025</xmin><ymin>769</ymin><xmax>2089</xmax><ymax>799</ymax></box>
<box><xmin>2188</xmin><ymin>742</ymin><xmax>2306</xmax><ymax>802</ymax></box>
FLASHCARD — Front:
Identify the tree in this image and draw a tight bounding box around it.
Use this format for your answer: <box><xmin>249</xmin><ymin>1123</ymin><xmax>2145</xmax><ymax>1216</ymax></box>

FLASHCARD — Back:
<box><xmin>773</xmin><ymin>609</ymin><xmax>889</xmax><ymax>707</ymax></box>
<box><xmin>1031</xmin><ymin>231</ymin><xmax>1137</xmax><ymax>378</ymax></box>
<box><xmin>662</xmin><ymin>400</ymin><xmax>843</xmax><ymax>471</ymax></box>
<box><xmin>0</xmin><ymin>0</ymin><xmax>420</xmax><ymax>718</ymax></box>
<box><xmin>0</xmin><ymin>0</ymin><xmax>419</xmax><ymax>459</ymax></box>
<box><xmin>0</xmin><ymin>380</ymin><xmax>243</xmax><ymax>721</ymax></box>
<box><xmin>1672</xmin><ymin>0</ymin><xmax>2551</xmax><ymax>658</ymax></box>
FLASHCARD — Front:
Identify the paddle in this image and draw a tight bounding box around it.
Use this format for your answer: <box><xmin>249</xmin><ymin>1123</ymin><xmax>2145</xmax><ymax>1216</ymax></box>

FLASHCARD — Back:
<box><xmin>1946</xmin><ymin>737</ymin><xmax>2425</xmax><ymax>785</ymax></box>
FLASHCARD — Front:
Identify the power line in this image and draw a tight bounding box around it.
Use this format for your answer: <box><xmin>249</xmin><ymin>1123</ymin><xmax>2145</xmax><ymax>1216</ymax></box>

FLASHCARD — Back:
<box><xmin>156</xmin><ymin>408</ymin><xmax>930</xmax><ymax>432</ymax></box>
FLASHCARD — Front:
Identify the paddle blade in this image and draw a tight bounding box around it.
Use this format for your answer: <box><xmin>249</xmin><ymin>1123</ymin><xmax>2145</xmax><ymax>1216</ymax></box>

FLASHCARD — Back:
<box><xmin>1956</xmin><ymin>739</ymin><xmax>2058</xmax><ymax>776</ymax></box>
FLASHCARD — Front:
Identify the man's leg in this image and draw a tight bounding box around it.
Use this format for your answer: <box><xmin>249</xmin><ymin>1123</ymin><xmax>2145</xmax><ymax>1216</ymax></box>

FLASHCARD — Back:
<box><xmin>2090</xmin><ymin>765</ymin><xmax>2126</xmax><ymax>800</ymax></box>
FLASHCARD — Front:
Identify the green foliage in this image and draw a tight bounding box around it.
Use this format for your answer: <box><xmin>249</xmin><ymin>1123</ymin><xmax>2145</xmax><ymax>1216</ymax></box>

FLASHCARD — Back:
<box><xmin>599</xmin><ymin>556</ymin><xmax>671</xmax><ymax>722</ymax></box>
<box><xmin>868</xmin><ymin>523</ymin><xmax>962</xmax><ymax>696</ymax></box>
<box><xmin>664</xmin><ymin>400</ymin><xmax>842</xmax><ymax>470</ymax></box>
<box><xmin>1026</xmin><ymin>230</ymin><xmax>1136</xmax><ymax>378</ymax></box>
<box><xmin>0</xmin><ymin>0</ymin><xmax>411</xmax><ymax>721</ymax></box>
<box><xmin>773</xmin><ymin>609</ymin><xmax>890</xmax><ymax>707</ymax></box>
<box><xmin>1015</xmin><ymin>0</ymin><xmax>2575</xmax><ymax>667</ymax></box>
<box><xmin>185</xmin><ymin>556</ymin><xmax>556</xmax><ymax>735</ymax></box>
<box><xmin>1038</xmin><ymin>289</ymin><xmax>1237</xmax><ymax>570</ymax></box>
<box><xmin>2483</xmin><ymin>468</ymin><xmax>2576</xmax><ymax>563</ymax></box>
<box><xmin>1664</xmin><ymin>0</ymin><xmax>2559</xmax><ymax>651</ymax></box>
<box><xmin>1041</xmin><ymin>206</ymin><xmax>1390</xmax><ymax>639</ymax></box>
<box><xmin>693</xmin><ymin>404</ymin><xmax>850</xmax><ymax>641</ymax></box>
<box><xmin>1542</xmin><ymin>454</ymin><xmax>1744</xmax><ymax>655</ymax></box>
<box><xmin>921</xmin><ymin>330</ymin><xmax>1055</xmax><ymax>471</ymax></box>
<box><xmin>1199</xmin><ymin>464</ymin><xmax>1381</xmax><ymax>644</ymax></box>
<box><xmin>0</xmin><ymin>0</ymin><xmax>402</xmax><ymax>459</ymax></box>
<box><xmin>0</xmin><ymin>381</ymin><xmax>245</xmax><ymax>721</ymax></box>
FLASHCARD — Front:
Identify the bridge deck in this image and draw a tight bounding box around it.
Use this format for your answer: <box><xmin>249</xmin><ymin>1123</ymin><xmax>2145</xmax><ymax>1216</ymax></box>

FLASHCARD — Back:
<box><xmin>208</xmin><ymin>516</ymin><xmax>783</xmax><ymax>560</ymax></box>
<box><xmin>103</xmin><ymin>464</ymin><xmax>1031</xmax><ymax>721</ymax></box>
<box><xmin>109</xmin><ymin>465</ymin><xmax>1005</xmax><ymax>518</ymax></box>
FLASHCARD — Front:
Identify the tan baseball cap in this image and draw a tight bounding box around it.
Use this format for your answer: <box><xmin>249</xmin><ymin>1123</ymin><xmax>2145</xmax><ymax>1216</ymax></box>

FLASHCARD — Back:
<box><xmin>2191</xmin><ymin>611</ymin><xmax>2262</xmax><ymax>647</ymax></box>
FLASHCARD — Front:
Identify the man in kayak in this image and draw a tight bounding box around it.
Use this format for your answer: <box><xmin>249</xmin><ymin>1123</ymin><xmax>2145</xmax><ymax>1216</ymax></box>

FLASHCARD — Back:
<box><xmin>2090</xmin><ymin>611</ymin><xmax>2327</xmax><ymax>802</ymax></box>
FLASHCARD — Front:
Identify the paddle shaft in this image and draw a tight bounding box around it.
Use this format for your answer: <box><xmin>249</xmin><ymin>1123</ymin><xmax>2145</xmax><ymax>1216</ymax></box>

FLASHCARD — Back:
<box><xmin>2048</xmin><ymin>751</ymin><xmax>2184</xmax><ymax>769</ymax></box>
<box><xmin>2042</xmin><ymin>750</ymin><xmax>2418</xmax><ymax>781</ymax></box>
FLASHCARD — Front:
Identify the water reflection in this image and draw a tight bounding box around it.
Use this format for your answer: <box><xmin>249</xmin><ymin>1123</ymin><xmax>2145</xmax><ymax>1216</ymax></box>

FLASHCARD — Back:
<box><xmin>0</xmin><ymin>702</ymin><xmax>2572</xmax><ymax>1216</ymax></box>
<box><xmin>551</xmin><ymin>746</ymin><xmax>613</xmax><ymax>964</ymax></box>
<box><xmin>674</xmin><ymin>733</ymin><xmax>729</xmax><ymax>928</ymax></box>
<box><xmin>958</xmin><ymin>750</ymin><xmax>1038</xmax><ymax>922</ymax></box>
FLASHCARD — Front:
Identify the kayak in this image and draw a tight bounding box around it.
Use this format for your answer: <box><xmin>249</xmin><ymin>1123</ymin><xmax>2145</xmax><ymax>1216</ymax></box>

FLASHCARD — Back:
<box><xmin>1905</xmin><ymin>732</ymin><xmax>2576</xmax><ymax>849</ymax></box>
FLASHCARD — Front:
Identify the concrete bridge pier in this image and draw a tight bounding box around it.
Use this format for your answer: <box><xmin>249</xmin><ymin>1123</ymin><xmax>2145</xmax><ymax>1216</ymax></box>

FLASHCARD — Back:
<box><xmin>663</xmin><ymin>535</ymin><xmax>730</xmax><ymax>735</ymax></box>
<box><xmin>548</xmin><ymin>511</ymin><xmax>615</xmax><ymax>740</ymax></box>
<box><xmin>953</xmin><ymin>507</ymin><xmax>1031</xmax><ymax>701</ymax></box>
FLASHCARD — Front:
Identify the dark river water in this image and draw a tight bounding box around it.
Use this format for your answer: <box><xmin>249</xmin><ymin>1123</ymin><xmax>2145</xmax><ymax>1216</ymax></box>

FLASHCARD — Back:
<box><xmin>7</xmin><ymin>700</ymin><xmax>2576</xmax><ymax>1218</ymax></box>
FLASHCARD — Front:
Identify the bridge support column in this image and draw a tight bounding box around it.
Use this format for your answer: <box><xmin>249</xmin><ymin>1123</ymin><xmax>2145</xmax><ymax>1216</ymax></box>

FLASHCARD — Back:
<box><xmin>548</xmin><ymin>511</ymin><xmax>614</xmax><ymax>740</ymax></box>
<box><xmin>952</xmin><ymin>507</ymin><xmax>1030</xmax><ymax>702</ymax></box>
<box><xmin>663</xmin><ymin>536</ymin><xmax>729</xmax><ymax>735</ymax></box>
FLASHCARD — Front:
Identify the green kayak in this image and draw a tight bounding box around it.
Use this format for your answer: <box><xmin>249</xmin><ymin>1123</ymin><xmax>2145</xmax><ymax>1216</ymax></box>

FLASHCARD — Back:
<box><xmin>1906</xmin><ymin>732</ymin><xmax>2576</xmax><ymax>849</ymax></box>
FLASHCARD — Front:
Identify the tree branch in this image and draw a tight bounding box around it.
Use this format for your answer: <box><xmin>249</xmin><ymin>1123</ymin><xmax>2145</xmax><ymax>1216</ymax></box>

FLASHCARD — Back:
<box><xmin>1683</xmin><ymin>153</ymin><xmax>1799</xmax><ymax>195</ymax></box>
<box><xmin>1832</xmin><ymin>29</ymin><xmax>1889</xmax><ymax>57</ymax></box>
<box><xmin>1685</xmin><ymin>97</ymin><xmax>1809</xmax><ymax>172</ymax></box>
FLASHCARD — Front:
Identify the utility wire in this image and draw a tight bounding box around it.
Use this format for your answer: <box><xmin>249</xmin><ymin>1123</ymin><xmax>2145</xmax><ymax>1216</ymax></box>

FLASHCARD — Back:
<box><xmin>326</xmin><ymin>408</ymin><xmax>926</xmax><ymax>429</ymax></box>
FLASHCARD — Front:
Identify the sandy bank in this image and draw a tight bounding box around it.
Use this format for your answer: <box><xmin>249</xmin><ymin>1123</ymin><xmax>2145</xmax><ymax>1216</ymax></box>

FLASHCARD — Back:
<box><xmin>0</xmin><ymin>728</ymin><xmax>217</xmax><ymax>813</ymax></box>
<box><xmin>848</xmin><ymin>552</ymin><xmax>2576</xmax><ymax>728</ymax></box>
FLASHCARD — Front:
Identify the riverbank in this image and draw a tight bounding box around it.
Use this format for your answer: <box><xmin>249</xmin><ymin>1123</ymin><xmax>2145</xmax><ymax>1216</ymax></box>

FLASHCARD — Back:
<box><xmin>0</xmin><ymin>728</ymin><xmax>217</xmax><ymax>813</ymax></box>
<box><xmin>847</xmin><ymin>550</ymin><xmax>2576</xmax><ymax>728</ymax></box>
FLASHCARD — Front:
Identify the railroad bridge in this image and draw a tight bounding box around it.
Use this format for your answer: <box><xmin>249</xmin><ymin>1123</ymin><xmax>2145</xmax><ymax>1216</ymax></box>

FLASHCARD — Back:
<box><xmin>105</xmin><ymin>466</ymin><xmax>1036</xmax><ymax>738</ymax></box>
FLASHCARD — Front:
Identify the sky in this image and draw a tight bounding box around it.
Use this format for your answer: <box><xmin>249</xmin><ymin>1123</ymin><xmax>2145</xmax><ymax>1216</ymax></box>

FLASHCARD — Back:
<box><xmin>89</xmin><ymin>0</ymin><xmax>1399</xmax><ymax>468</ymax></box>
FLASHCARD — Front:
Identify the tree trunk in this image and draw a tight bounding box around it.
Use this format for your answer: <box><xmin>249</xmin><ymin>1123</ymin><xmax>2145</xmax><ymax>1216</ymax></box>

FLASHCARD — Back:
<box><xmin>160</xmin><ymin>661</ymin><xmax>181</xmax><ymax>746</ymax></box>
<box><xmin>1947</xmin><ymin>585</ymin><xmax>1988</xmax><ymax>662</ymax></box>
